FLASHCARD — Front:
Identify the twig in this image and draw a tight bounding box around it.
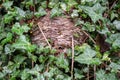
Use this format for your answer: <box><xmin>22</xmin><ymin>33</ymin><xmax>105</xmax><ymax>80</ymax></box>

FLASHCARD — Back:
<box><xmin>87</xmin><ymin>65</ymin><xmax>89</xmax><ymax>80</ymax></box>
<box><xmin>109</xmin><ymin>0</ymin><xmax>118</xmax><ymax>11</ymax></box>
<box><xmin>45</xmin><ymin>63</ymin><xmax>50</xmax><ymax>80</ymax></box>
<box><xmin>33</xmin><ymin>0</ymin><xmax>36</xmax><ymax>15</ymax></box>
<box><xmin>82</xmin><ymin>31</ymin><xmax>96</xmax><ymax>44</ymax></box>
<box><xmin>37</xmin><ymin>23</ymin><xmax>51</xmax><ymax>49</ymax></box>
<box><xmin>94</xmin><ymin>65</ymin><xmax>96</xmax><ymax>80</ymax></box>
<box><xmin>71</xmin><ymin>36</ymin><xmax>74</xmax><ymax>80</ymax></box>
<box><xmin>46</xmin><ymin>63</ymin><xmax>49</xmax><ymax>72</ymax></box>
<box><xmin>32</xmin><ymin>61</ymin><xmax>34</xmax><ymax>68</ymax></box>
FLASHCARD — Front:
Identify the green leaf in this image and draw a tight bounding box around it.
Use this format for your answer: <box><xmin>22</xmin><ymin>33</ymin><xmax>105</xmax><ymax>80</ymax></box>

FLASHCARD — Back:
<box><xmin>96</xmin><ymin>70</ymin><xmax>117</xmax><ymax>80</ymax></box>
<box><xmin>55</xmin><ymin>54</ymin><xmax>69</xmax><ymax>72</ymax></box>
<box><xmin>0</xmin><ymin>72</ymin><xmax>5</xmax><ymax>79</ymax></box>
<box><xmin>12</xmin><ymin>35</ymin><xmax>36</xmax><ymax>53</ymax></box>
<box><xmin>3</xmin><ymin>14</ymin><xmax>13</xmax><ymax>24</ymax></box>
<box><xmin>28</xmin><ymin>65</ymin><xmax>43</xmax><ymax>77</ymax></box>
<box><xmin>66</xmin><ymin>0</ymin><xmax>77</xmax><ymax>11</ymax></box>
<box><xmin>60</xmin><ymin>2</ymin><xmax>67</xmax><ymax>11</ymax></box>
<box><xmin>41</xmin><ymin>1</ymin><xmax>47</xmax><ymax>8</ymax></box>
<box><xmin>27</xmin><ymin>53</ymin><xmax>37</xmax><ymax>62</ymax></box>
<box><xmin>50</xmin><ymin>7</ymin><xmax>62</xmax><ymax>18</ymax></box>
<box><xmin>79</xmin><ymin>3</ymin><xmax>106</xmax><ymax>23</ymax></box>
<box><xmin>3</xmin><ymin>11</ymin><xmax>17</xmax><ymax>24</ymax></box>
<box><xmin>110</xmin><ymin>12</ymin><xmax>118</xmax><ymax>21</ymax></box>
<box><xmin>21</xmin><ymin>69</ymin><xmax>30</xmax><ymax>80</ymax></box>
<box><xmin>12</xmin><ymin>23</ymin><xmax>30</xmax><ymax>35</ymax></box>
<box><xmin>74</xmin><ymin>68</ymin><xmax>84</xmax><ymax>79</ymax></box>
<box><xmin>48</xmin><ymin>0</ymin><xmax>59</xmax><ymax>8</ymax></box>
<box><xmin>102</xmin><ymin>52</ymin><xmax>110</xmax><ymax>61</ymax></box>
<box><xmin>81</xmin><ymin>0</ymin><xmax>96</xmax><ymax>3</ymax></box>
<box><xmin>15</xmin><ymin>7</ymin><xmax>26</xmax><ymax>20</ymax></box>
<box><xmin>71</xmin><ymin>10</ymin><xmax>79</xmax><ymax>18</ymax></box>
<box><xmin>10</xmin><ymin>70</ymin><xmax>20</xmax><ymax>80</ymax></box>
<box><xmin>38</xmin><ymin>55</ymin><xmax>47</xmax><ymax>63</ymax></box>
<box><xmin>0</xmin><ymin>32</ymin><xmax>7</xmax><ymax>41</ymax></box>
<box><xmin>35</xmin><ymin>7</ymin><xmax>47</xmax><ymax>18</ymax></box>
<box><xmin>2</xmin><ymin>1</ymin><xmax>13</xmax><ymax>10</ymax></box>
<box><xmin>1</xmin><ymin>32</ymin><xmax>12</xmax><ymax>46</ymax></box>
<box><xmin>4</xmin><ymin>44</ymin><xmax>13</xmax><ymax>54</ymax></box>
<box><xmin>106</xmin><ymin>33</ymin><xmax>120</xmax><ymax>49</ymax></box>
<box><xmin>14</xmin><ymin>55</ymin><xmax>26</xmax><ymax>64</ymax></box>
<box><xmin>82</xmin><ymin>22</ymin><xmax>96</xmax><ymax>32</ymax></box>
<box><xmin>113</xmin><ymin>20</ymin><xmax>120</xmax><ymax>30</ymax></box>
<box><xmin>75</xmin><ymin>44</ymin><xmax>101</xmax><ymax>65</ymax></box>
<box><xmin>109</xmin><ymin>62</ymin><xmax>120</xmax><ymax>73</ymax></box>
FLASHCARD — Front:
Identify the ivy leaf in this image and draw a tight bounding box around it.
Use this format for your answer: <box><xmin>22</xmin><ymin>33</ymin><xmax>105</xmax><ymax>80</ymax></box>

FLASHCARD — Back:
<box><xmin>55</xmin><ymin>54</ymin><xmax>69</xmax><ymax>72</ymax></box>
<box><xmin>28</xmin><ymin>53</ymin><xmax>37</xmax><ymax>62</ymax></box>
<box><xmin>106</xmin><ymin>33</ymin><xmax>120</xmax><ymax>49</ymax></box>
<box><xmin>38</xmin><ymin>55</ymin><xmax>47</xmax><ymax>63</ymax></box>
<box><xmin>71</xmin><ymin>10</ymin><xmax>79</xmax><ymax>18</ymax></box>
<box><xmin>28</xmin><ymin>65</ymin><xmax>43</xmax><ymax>77</ymax></box>
<box><xmin>92</xmin><ymin>3</ymin><xmax>106</xmax><ymax>14</ymax></box>
<box><xmin>109</xmin><ymin>62</ymin><xmax>120</xmax><ymax>73</ymax></box>
<box><xmin>50</xmin><ymin>7</ymin><xmax>62</xmax><ymax>18</ymax></box>
<box><xmin>82</xmin><ymin>22</ymin><xmax>96</xmax><ymax>32</ymax></box>
<box><xmin>12</xmin><ymin>23</ymin><xmax>30</xmax><ymax>35</ymax></box>
<box><xmin>110</xmin><ymin>11</ymin><xmax>118</xmax><ymax>21</ymax></box>
<box><xmin>81</xmin><ymin>0</ymin><xmax>96</xmax><ymax>3</ymax></box>
<box><xmin>14</xmin><ymin>55</ymin><xmax>26</xmax><ymax>64</ymax></box>
<box><xmin>21</xmin><ymin>69</ymin><xmax>30</xmax><ymax>80</ymax></box>
<box><xmin>1</xmin><ymin>32</ymin><xmax>12</xmax><ymax>46</ymax></box>
<box><xmin>35</xmin><ymin>7</ymin><xmax>47</xmax><ymax>18</ymax></box>
<box><xmin>113</xmin><ymin>20</ymin><xmax>120</xmax><ymax>30</ymax></box>
<box><xmin>75</xmin><ymin>44</ymin><xmax>101</xmax><ymax>65</ymax></box>
<box><xmin>12</xmin><ymin>35</ymin><xmax>36</xmax><ymax>53</ymax></box>
<box><xmin>10</xmin><ymin>70</ymin><xmax>20</xmax><ymax>80</ymax></box>
<box><xmin>79</xmin><ymin>3</ymin><xmax>106</xmax><ymax>23</ymax></box>
<box><xmin>4</xmin><ymin>44</ymin><xmax>13</xmax><ymax>54</ymax></box>
<box><xmin>0</xmin><ymin>72</ymin><xmax>5</xmax><ymax>79</ymax></box>
<box><xmin>2</xmin><ymin>1</ymin><xmax>13</xmax><ymax>10</ymax></box>
<box><xmin>3</xmin><ymin>11</ymin><xmax>17</xmax><ymax>24</ymax></box>
<box><xmin>15</xmin><ymin>7</ymin><xmax>26</xmax><ymax>20</ymax></box>
<box><xmin>60</xmin><ymin>2</ymin><xmax>67</xmax><ymax>11</ymax></box>
<box><xmin>41</xmin><ymin>1</ymin><xmax>47</xmax><ymax>8</ymax></box>
<box><xmin>48</xmin><ymin>0</ymin><xmax>59</xmax><ymax>8</ymax></box>
<box><xmin>96</xmin><ymin>70</ymin><xmax>117</xmax><ymax>80</ymax></box>
<box><xmin>66</xmin><ymin>0</ymin><xmax>77</xmax><ymax>11</ymax></box>
<box><xmin>74</xmin><ymin>68</ymin><xmax>84</xmax><ymax>79</ymax></box>
<box><xmin>0</xmin><ymin>32</ymin><xmax>6</xmax><ymax>41</ymax></box>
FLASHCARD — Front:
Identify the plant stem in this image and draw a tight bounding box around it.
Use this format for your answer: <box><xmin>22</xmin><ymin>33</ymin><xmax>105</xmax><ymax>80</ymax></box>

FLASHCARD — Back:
<box><xmin>71</xmin><ymin>36</ymin><xmax>74</xmax><ymax>80</ymax></box>
<box><xmin>87</xmin><ymin>65</ymin><xmax>89</xmax><ymax>80</ymax></box>
<box><xmin>38</xmin><ymin>22</ymin><xmax>51</xmax><ymax>49</ymax></box>
<box><xmin>82</xmin><ymin>30</ymin><xmax>96</xmax><ymax>44</ymax></box>
<box><xmin>32</xmin><ymin>60</ymin><xmax>34</xmax><ymax>68</ymax></box>
<box><xmin>94</xmin><ymin>65</ymin><xmax>96</xmax><ymax>80</ymax></box>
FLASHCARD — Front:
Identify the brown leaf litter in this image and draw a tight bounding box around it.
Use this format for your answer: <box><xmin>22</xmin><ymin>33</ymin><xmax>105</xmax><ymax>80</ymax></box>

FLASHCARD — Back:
<box><xmin>30</xmin><ymin>10</ymin><xmax>87</xmax><ymax>53</ymax></box>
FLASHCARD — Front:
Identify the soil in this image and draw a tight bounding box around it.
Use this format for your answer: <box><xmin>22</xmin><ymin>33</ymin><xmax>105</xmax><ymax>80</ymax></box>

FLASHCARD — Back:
<box><xmin>30</xmin><ymin>10</ymin><xmax>87</xmax><ymax>53</ymax></box>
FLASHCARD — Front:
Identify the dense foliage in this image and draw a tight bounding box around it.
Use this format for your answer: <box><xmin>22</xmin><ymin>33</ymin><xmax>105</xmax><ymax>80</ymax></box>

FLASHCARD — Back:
<box><xmin>0</xmin><ymin>0</ymin><xmax>120</xmax><ymax>80</ymax></box>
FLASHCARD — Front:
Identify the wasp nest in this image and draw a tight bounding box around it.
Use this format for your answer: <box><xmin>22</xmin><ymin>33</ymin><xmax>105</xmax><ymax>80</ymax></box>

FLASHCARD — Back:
<box><xmin>30</xmin><ymin>11</ymin><xmax>87</xmax><ymax>51</ymax></box>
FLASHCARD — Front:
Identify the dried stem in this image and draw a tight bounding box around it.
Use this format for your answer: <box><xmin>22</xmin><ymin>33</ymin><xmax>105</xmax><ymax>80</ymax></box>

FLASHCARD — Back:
<box><xmin>45</xmin><ymin>63</ymin><xmax>50</xmax><ymax>72</ymax></box>
<box><xmin>94</xmin><ymin>65</ymin><xmax>96</xmax><ymax>80</ymax></box>
<box><xmin>71</xmin><ymin>36</ymin><xmax>74</xmax><ymax>80</ymax></box>
<box><xmin>37</xmin><ymin>23</ymin><xmax>51</xmax><ymax>49</ymax></box>
<box><xmin>33</xmin><ymin>0</ymin><xmax>36</xmax><ymax>15</ymax></box>
<box><xmin>32</xmin><ymin>61</ymin><xmax>34</xmax><ymax>68</ymax></box>
<box><xmin>82</xmin><ymin>31</ymin><xmax>96</xmax><ymax>44</ymax></box>
<box><xmin>87</xmin><ymin>65</ymin><xmax>90</xmax><ymax>80</ymax></box>
<box><xmin>109</xmin><ymin>0</ymin><xmax>118</xmax><ymax>11</ymax></box>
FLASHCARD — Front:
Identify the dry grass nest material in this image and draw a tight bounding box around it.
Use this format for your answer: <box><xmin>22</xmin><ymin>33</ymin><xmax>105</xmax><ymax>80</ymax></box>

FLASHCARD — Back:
<box><xmin>31</xmin><ymin>10</ymin><xmax>87</xmax><ymax>53</ymax></box>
